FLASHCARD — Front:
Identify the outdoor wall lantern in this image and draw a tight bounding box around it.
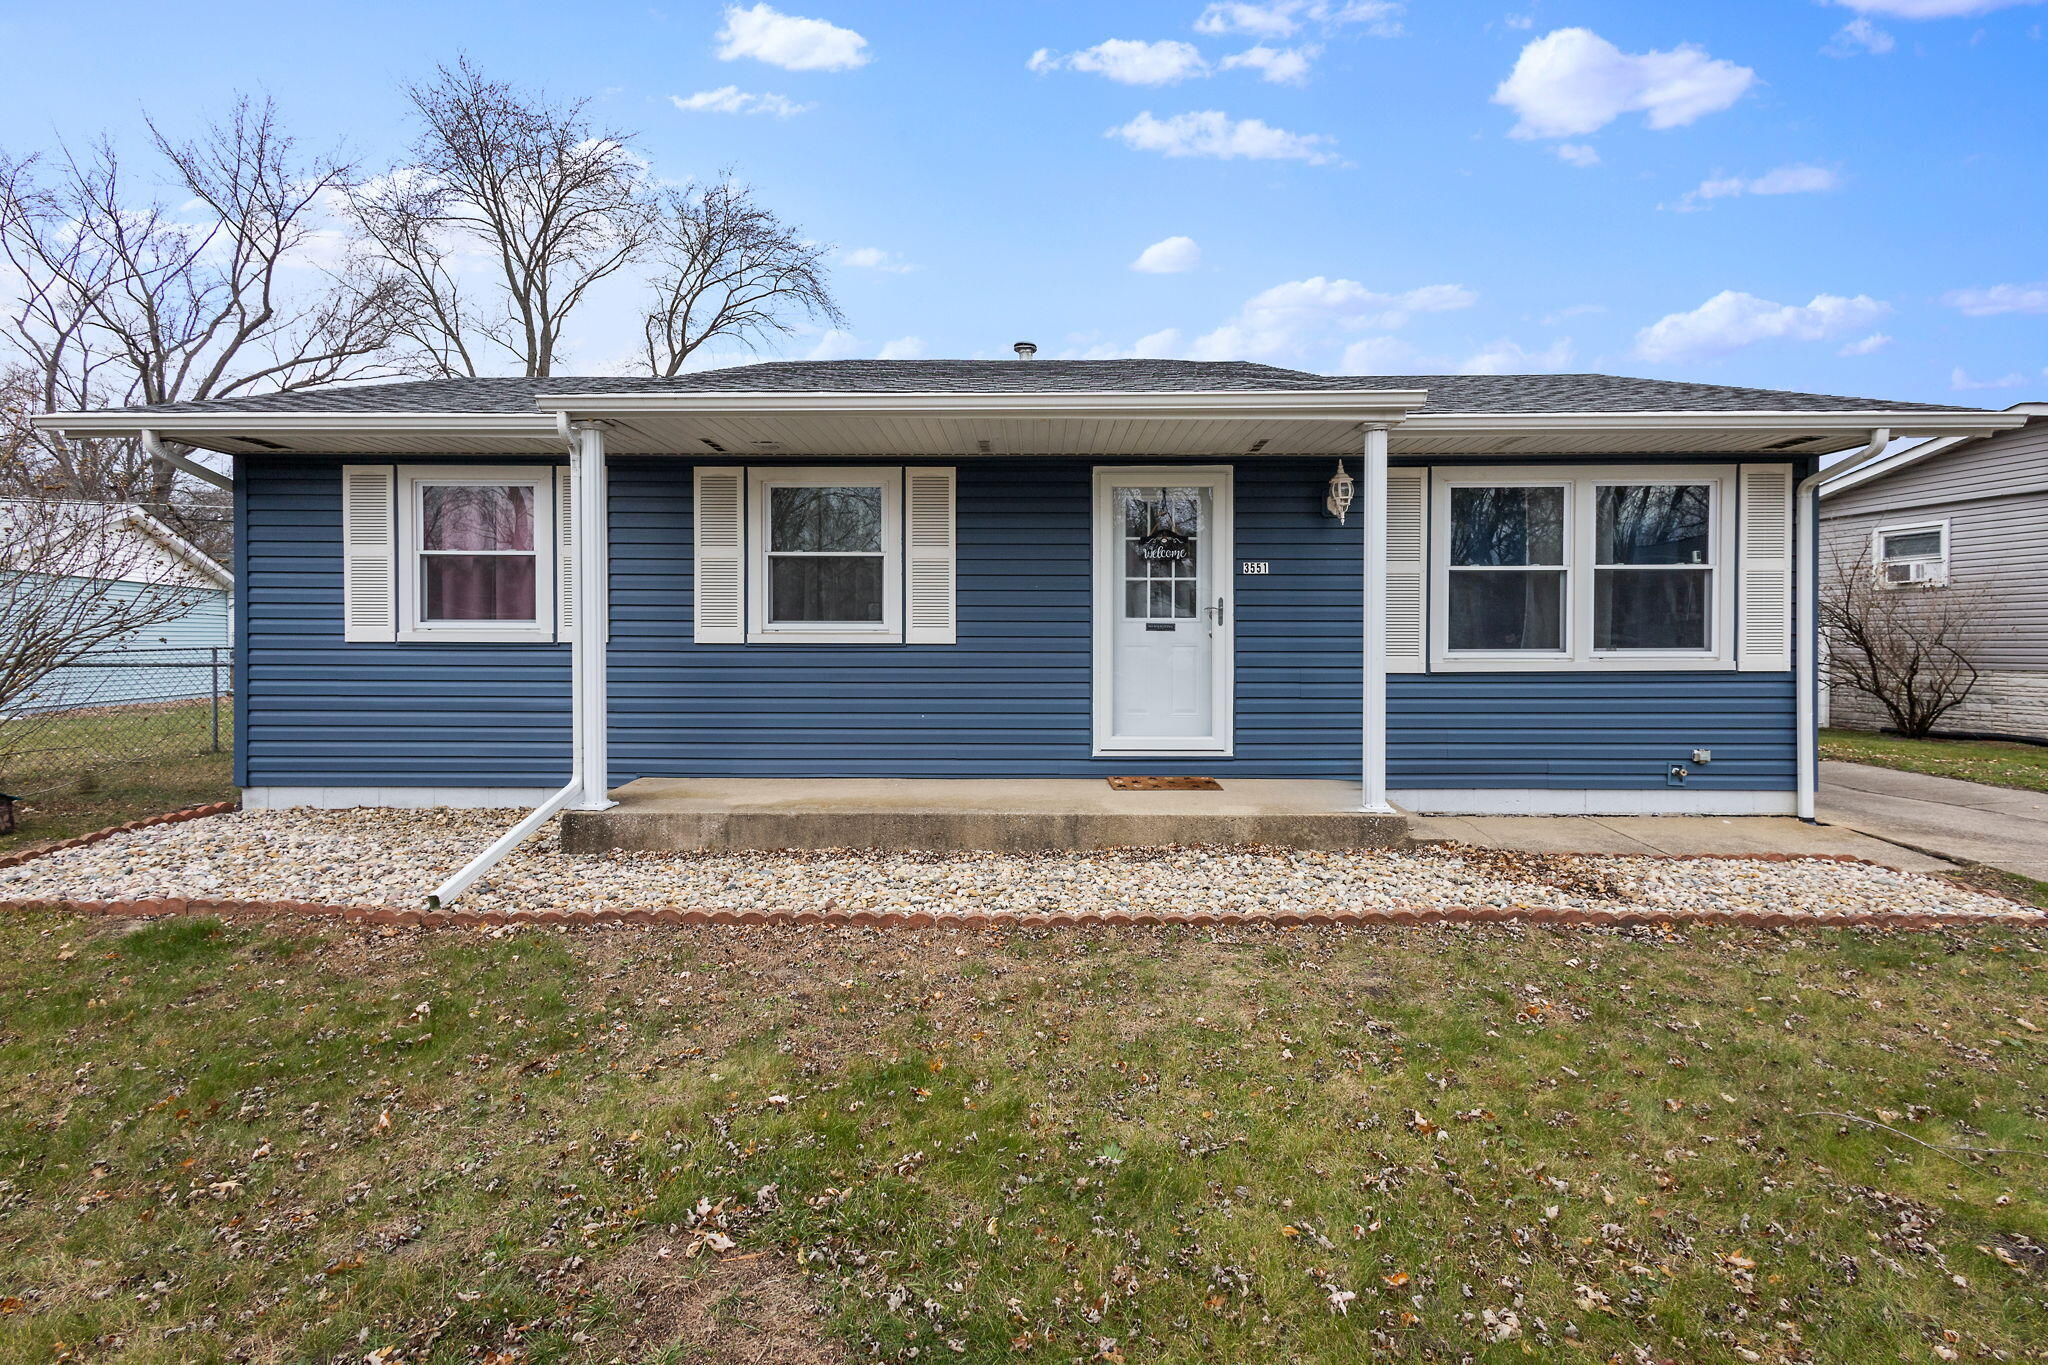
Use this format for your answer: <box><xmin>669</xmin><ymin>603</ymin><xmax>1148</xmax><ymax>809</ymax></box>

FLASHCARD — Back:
<box><xmin>1323</xmin><ymin>460</ymin><xmax>1355</xmax><ymax>525</ymax></box>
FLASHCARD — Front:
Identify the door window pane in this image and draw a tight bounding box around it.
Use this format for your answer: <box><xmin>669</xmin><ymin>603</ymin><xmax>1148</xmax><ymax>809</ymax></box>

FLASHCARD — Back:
<box><xmin>1119</xmin><ymin>485</ymin><xmax>1205</xmax><ymax>621</ymax></box>
<box><xmin>769</xmin><ymin>486</ymin><xmax>882</xmax><ymax>552</ymax></box>
<box><xmin>424</xmin><ymin>555</ymin><xmax>536</xmax><ymax>621</ymax></box>
<box><xmin>422</xmin><ymin>485</ymin><xmax>534</xmax><ymax>552</ymax></box>
<box><xmin>1448</xmin><ymin>570</ymin><xmax>1564</xmax><ymax>651</ymax></box>
<box><xmin>1595</xmin><ymin>569</ymin><xmax>1708</xmax><ymax>650</ymax></box>
<box><xmin>1450</xmin><ymin>487</ymin><xmax>1564</xmax><ymax>566</ymax></box>
<box><xmin>1597</xmin><ymin>485</ymin><xmax>1710</xmax><ymax>565</ymax></box>
<box><xmin>768</xmin><ymin>556</ymin><xmax>884</xmax><ymax>622</ymax></box>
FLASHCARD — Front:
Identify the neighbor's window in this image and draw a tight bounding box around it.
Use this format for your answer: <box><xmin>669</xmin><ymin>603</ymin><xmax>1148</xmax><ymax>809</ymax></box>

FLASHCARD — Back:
<box><xmin>1434</xmin><ymin>467</ymin><xmax>1734</xmax><ymax>667</ymax></box>
<box><xmin>1447</xmin><ymin>485</ymin><xmax>1566</xmax><ymax>652</ymax></box>
<box><xmin>397</xmin><ymin>468</ymin><xmax>555</xmax><ymax>643</ymax></box>
<box><xmin>748</xmin><ymin>468</ymin><xmax>902</xmax><ymax>640</ymax></box>
<box><xmin>1875</xmin><ymin>522</ymin><xmax>1948</xmax><ymax>588</ymax></box>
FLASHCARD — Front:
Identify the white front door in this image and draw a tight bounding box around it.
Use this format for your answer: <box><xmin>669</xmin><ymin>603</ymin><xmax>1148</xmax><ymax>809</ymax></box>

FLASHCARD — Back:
<box><xmin>1093</xmin><ymin>467</ymin><xmax>1234</xmax><ymax>754</ymax></box>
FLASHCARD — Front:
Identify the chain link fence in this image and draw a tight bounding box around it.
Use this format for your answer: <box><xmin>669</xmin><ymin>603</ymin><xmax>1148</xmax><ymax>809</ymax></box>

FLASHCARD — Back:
<box><xmin>1</xmin><ymin>647</ymin><xmax>233</xmax><ymax>796</ymax></box>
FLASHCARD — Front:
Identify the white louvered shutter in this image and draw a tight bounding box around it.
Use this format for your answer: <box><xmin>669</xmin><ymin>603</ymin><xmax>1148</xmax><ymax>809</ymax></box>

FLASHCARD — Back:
<box><xmin>693</xmin><ymin>468</ymin><xmax>746</xmax><ymax>643</ymax></box>
<box><xmin>1384</xmin><ymin>469</ymin><xmax>1427</xmax><ymax>673</ymax></box>
<box><xmin>341</xmin><ymin>465</ymin><xmax>396</xmax><ymax>642</ymax></box>
<box><xmin>904</xmin><ymin>467</ymin><xmax>957</xmax><ymax>645</ymax></box>
<box><xmin>1738</xmin><ymin>463</ymin><xmax>1795</xmax><ymax>672</ymax></box>
<box><xmin>554</xmin><ymin>465</ymin><xmax>575</xmax><ymax>642</ymax></box>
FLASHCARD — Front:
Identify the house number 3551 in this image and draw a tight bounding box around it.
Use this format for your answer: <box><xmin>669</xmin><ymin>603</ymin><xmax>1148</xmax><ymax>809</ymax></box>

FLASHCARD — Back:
<box><xmin>1239</xmin><ymin>561</ymin><xmax>1270</xmax><ymax>575</ymax></box>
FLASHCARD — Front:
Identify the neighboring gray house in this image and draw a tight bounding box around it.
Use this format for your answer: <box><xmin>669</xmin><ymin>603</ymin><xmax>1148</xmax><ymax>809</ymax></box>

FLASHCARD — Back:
<box><xmin>1819</xmin><ymin>403</ymin><xmax>2048</xmax><ymax>740</ymax></box>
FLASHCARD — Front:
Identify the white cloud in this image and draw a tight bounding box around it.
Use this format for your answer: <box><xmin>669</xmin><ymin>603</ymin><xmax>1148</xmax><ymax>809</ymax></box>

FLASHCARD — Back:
<box><xmin>1186</xmin><ymin>276</ymin><xmax>1477</xmax><ymax>360</ymax></box>
<box><xmin>1542</xmin><ymin>303</ymin><xmax>1607</xmax><ymax>325</ymax></box>
<box><xmin>670</xmin><ymin>86</ymin><xmax>814</xmax><ymax>116</ymax></box>
<box><xmin>1494</xmin><ymin>27</ymin><xmax>1757</xmax><ymax>139</ymax></box>
<box><xmin>1131</xmin><ymin>235</ymin><xmax>1202</xmax><ymax>273</ymax></box>
<box><xmin>1676</xmin><ymin>163</ymin><xmax>1842</xmax><ymax>209</ymax></box>
<box><xmin>1338</xmin><ymin>336</ymin><xmax>1417</xmax><ymax>371</ymax></box>
<box><xmin>1834</xmin><ymin>0</ymin><xmax>2040</xmax><ymax>17</ymax></box>
<box><xmin>1194</xmin><ymin>1</ymin><xmax>1402</xmax><ymax>38</ymax></box>
<box><xmin>1218</xmin><ymin>44</ymin><xmax>1320</xmax><ymax>83</ymax></box>
<box><xmin>1108</xmin><ymin>110</ymin><xmax>1341</xmax><ymax>164</ymax></box>
<box><xmin>1458</xmin><ymin>337</ymin><xmax>1578</xmax><ymax>374</ymax></box>
<box><xmin>1633</xmin><ymin>290</ymin><xmax>1891</xmax><ymax>362</ymax></box>
<box><xmin>803</xmin><ymin>329</ymin><xmax>924</xmax><ymax>361</ymax></box>
<box><xmin>1504</xmin><ymin>12</ymin><xmax>1536</xmax><ymax>29</ymax></box>
<box><xmin>716</xmin><ymin>3</ymin><xmax>870</xmax><ymax>71</ymax></box>
<box><xmin>1029</xmin><ymin>38</ymin><xmax>1210</xmax><ymax>84</ymax></box>
<box><xmin>841</xmin><ymin>246</ymin><xmax>916</xmax><ymax>273</ymax></box>
<box><xmin>1951</xmin><ymin>366</ymin><xmax>2029</xmax><ymax>389</ymax></box>
<box><xmin>1554</xmin><ymin>143</ymin><xmax>1601</xmax><ymax>167</ymax></box>
<box><xmin>1838</xmin><ymin>332</ymin><xmax>1894</xmax><ymax>355</ymax></box>
<box><xmin>1942</xmin><ymin>281</ymin><xmax>2048</xmax><ymax>315</ymax></box>
<box><xmin>1133</xmin><ymin>328</ymin><xmax>1185</xmax><ymax>358</ymax></box>
<box><xmin>1824</xmin><ymin>18</ymin><xmax>1897</xmax><ymax>55</ymax></box>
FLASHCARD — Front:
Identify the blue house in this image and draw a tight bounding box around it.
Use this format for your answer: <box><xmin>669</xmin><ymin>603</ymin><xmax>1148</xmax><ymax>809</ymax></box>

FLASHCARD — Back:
<box><xmin>40</xmin><ymin>358</ymin><xmax>2024</xmax><ymax>863</ymax></box>
<box><xmin>3</xmin><ymin>499</ymin><xmax>232</xmax><ymax>717</ymax></box>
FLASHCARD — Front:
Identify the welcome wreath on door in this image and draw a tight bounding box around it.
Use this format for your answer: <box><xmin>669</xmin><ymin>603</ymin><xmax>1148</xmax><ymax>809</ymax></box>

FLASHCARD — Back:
<box><xmin>1133</xmin><ymin>496</ymin><xmax>1194</xmax><ymax>563</ymax></box>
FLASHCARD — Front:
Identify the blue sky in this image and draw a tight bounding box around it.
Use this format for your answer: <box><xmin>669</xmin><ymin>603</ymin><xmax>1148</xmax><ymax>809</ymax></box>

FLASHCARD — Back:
<box><xmin>3</xmin><ymin>0</ymin><xmax>2044</xmax><ymax>403</ymax></box>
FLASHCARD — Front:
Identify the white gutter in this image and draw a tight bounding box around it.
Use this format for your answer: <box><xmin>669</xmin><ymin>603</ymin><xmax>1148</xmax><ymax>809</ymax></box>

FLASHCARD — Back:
<box><xmin>532</xmin><ymin>389</ymin><xmax>1432</xmax><ymax>422</ymax></box>
<box><xmin>140</xmin><ymin>430</ymin><xmax>234</xmax><ymax>491</ymax></box>
<box><xmin>1797</xmin><ymin>428</ymin><xmax>1887</xmax><ymax>822</ymax></box>
<box><xmin>428</xmin><ymin>418</ymin><xmax>612</xmax><ymax>907</ymax></box>
<box><xmin>1400</xmin><ymin>411</ymin><xmax>2025</xmax><ymax>437</ymax></box>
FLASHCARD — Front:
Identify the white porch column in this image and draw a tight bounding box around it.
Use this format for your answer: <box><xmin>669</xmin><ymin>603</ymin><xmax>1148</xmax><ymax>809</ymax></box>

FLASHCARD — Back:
<box><xmin>1360</xmin><ymin>424</ymin><xmax>1394</xmax><ymax>814</ymax></box>
<box><xmin>571</xmin><ymin>421</ymin><xmax>613</xmax><ymax>810</ymax></box>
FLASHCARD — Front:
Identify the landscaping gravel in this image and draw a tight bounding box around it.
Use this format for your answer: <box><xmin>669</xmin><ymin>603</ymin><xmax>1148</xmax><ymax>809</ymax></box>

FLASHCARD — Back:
<box><xmin>0</xmin><ymin>807</ymin><xmax>2035</xmax><ymax>921</ymax></box>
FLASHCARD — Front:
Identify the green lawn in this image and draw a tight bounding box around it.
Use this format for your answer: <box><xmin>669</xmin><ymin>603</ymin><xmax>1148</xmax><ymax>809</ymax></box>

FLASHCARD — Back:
<box><xmin>1822</xmin><ymin>727</ymin><xmax>2048</xmax><ymax>794</ymax></box>
<box><xmin>0</xmin><ymin>700</ymin><xmax>235</xmax><ymax>856</ymax></box>
<box><xmin>0</xmin><ymin>916</ymin><xmax>2042</xmax><ymax>1363</ymax></box>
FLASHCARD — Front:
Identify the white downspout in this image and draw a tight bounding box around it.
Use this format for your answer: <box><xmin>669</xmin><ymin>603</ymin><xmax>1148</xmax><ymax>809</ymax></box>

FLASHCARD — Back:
<box><xmin>1360</xmin><ymin>424</ymin><xmax>1394</xmax><ymax>814</ymax></box>
<box><xmin>1796</xmin><ymin>427</ymin><xmax>1887</xmax><ymax>822</ymax></box>
<box><xmin>429</xmin><ymin>418</ymin><xmax>609</xmax><ymax>906</ymax></box>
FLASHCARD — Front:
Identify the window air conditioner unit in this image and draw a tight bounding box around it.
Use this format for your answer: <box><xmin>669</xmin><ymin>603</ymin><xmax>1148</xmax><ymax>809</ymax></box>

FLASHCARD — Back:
<box><xmin>1882</xmin><ymin>561</ymin><xmax>1945</xmax><ymax>587</ymax></box>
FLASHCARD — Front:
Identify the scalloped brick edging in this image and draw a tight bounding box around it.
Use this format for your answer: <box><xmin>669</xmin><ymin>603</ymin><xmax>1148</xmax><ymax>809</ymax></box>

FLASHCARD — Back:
<box><xmin>0</xmin><ymin>800</ymin><xmax>239</xmax><ymax>871</ymax></box>
<box><xmin>0</xmin><ymin>894</ymin><xmax>2037</xmax><ymax>933</ymax></box>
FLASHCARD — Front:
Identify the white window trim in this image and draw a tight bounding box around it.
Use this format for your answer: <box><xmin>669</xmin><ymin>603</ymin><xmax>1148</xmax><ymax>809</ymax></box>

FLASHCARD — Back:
<box><xmin>396</xmin><ymin>464</ymin><xmax>557</xmax><ymax>645</ymax></box>
<box><xmin>745</xmin><ymin>466</ymin><xmax>904</xmax><ymax>643</ymax></box>
<box><xmin>1873</xmin><ymin>518</ymin><xmax>1950</xmax><ymax>589</ymax></box>
<box><xmin>1429</xmin><ymin>463</ymin><xmax>1738</xmax><ymax>672</ymax></box>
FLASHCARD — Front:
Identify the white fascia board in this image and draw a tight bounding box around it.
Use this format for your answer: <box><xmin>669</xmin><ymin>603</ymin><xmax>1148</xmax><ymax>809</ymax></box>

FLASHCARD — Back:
<box><xmin>1402</xmin><ymin>410</ymin><xmax>2027</xmax><ymax>439</ymax></box>
<box><xmin>1819</xmin><ymin>435</ymin><xmax>1967</xmax><ymax>499</ymax></box>
<box><xmin>119</xmin><ymin>507</ymin><xmax>233</xmax><ymax>589</ymax></box>
<box><xmin>532</xmin><ymin>389</ymin><xmax>1432</xmax><ymax>422</ymax></box>
<box><xmin>33</xmin><ymin>411</ymin><xmax>561</xmax><ymax>439</ymax></box>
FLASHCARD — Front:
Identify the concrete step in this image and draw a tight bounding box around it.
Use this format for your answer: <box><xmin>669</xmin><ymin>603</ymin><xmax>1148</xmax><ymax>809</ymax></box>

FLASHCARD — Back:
<box><xmin>560</xmin><ymin>778</ymin><xmax>1411</xmax><ymax>854</ymax></box>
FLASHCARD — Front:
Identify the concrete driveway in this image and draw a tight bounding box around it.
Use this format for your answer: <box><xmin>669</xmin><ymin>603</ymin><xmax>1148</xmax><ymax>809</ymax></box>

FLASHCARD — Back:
<box><xmin>1820</xmin><ymin>760</ymin><xmax>2048</xmax><ymax>882</ymax></box>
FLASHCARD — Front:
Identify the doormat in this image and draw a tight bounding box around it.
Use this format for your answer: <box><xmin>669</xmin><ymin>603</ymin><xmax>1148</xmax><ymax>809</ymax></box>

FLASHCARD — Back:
<box><xmin>1106</xmin><ymin>775</ymin><xmax>1223</xmax><ymax>791</ymax></box>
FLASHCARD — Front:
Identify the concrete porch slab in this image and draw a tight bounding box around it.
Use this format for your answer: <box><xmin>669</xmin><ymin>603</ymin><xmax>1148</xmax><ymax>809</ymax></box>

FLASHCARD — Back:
<box><xmin>561</xmin><ymin>778</ymin><xmax>1410</xmax><ymax>853</ymax></box>
<box><xmin>1403</xmin><ymin>813</ymin><xmax>1954</xmax><ymax>872</ymax></box>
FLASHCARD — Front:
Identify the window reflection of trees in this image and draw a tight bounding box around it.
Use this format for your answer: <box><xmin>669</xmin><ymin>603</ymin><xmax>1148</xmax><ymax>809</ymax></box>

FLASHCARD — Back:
<box><xmin>1450</xmin><ymin>487</ymin><xmax>1563</xmax><ymax>567</ymax></box>
<box><xmin>770</xmin><ymin>487</ymin><xmax>883</xmax><ymax>553</ymax></box>
<box><xmin>421</xmin><ymin>485</ymin><xmax>534</xmax><ymax>552</ymax></box>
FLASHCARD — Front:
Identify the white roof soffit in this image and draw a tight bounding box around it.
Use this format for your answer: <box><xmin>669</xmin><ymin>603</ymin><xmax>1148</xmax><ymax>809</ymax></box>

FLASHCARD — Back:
<box><xmin>32</xmin><ymin>396</ymin><xmax>2027</xmax><ymax>458</ymax></box>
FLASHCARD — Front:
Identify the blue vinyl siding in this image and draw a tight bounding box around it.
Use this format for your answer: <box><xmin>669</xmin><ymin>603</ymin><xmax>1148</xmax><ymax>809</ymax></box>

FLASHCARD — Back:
<box><xmin>236</xmin><ymin>456</ymin><xmax>1794</xmax><ymax>791</ymax></box>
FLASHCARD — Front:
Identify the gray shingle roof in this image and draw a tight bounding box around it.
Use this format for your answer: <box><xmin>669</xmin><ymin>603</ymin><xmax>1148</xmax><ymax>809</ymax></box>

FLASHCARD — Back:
<box><xmin>105</xmin><ymin>358</ymin><xmax>1980</xmax><ymax>417</ymax></box>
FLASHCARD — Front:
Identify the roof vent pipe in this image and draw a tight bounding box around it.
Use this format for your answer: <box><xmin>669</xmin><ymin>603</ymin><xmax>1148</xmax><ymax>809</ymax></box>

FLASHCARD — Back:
<box><xmin>1013</xmin><ymin>341</ymin><xmax>1037</xmax><ymax>360</ymax></box>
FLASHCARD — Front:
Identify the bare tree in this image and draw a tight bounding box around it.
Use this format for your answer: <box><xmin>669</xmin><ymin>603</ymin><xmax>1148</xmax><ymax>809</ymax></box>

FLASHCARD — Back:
<box><xmin>0</xmin><ymin>97</ymin><xmax>406</xmax><ymax>534</ymax></box>
<box><xmin>1820</xmin><ymin>544</ymin><xmax>1987</xmax><ymax>737</ymax></box>
<box><xmin>639</xmin><ymin>178</ymin><xmax>843</xmax><ymax>376</ymax></box>
<box><xmin>349</xmin><ymin>58</ymin><xmax>654</xmax><ymax>377</ymax></box>
<box><xmin>1</xmin><ymin>498</ymin><xmax>219</xmax><ymax>797</ymax></box>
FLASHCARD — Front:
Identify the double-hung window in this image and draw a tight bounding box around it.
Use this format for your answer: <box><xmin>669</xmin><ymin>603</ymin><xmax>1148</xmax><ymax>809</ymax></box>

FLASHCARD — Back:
<box><xmin>1874</xmin><ymin>521</ymin><xmax>1949</xmax><ymax>588</ymax></box>
<box><xmin>1433</xmin><ymin>465</ymin><xmax>1736</xmax><ymax>669</ymax></box>
<box><xmin>395</xmin><ymin>467</ymin><xmax>555</xmax><ymax>643</ymax></box>
<box><xmin>746</xmin><ymin>468</ymin><xmax>902</xmax><ymax>641</ymax></box>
